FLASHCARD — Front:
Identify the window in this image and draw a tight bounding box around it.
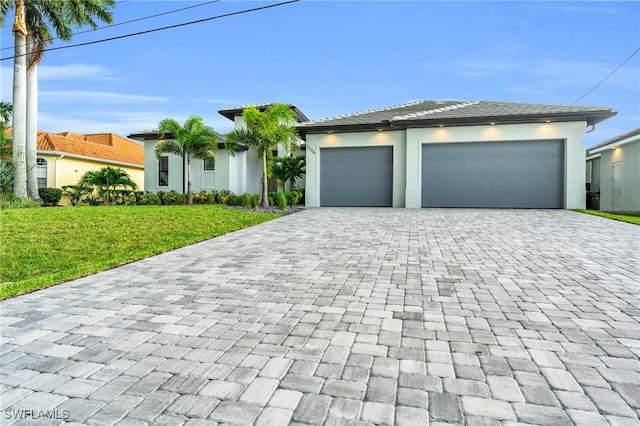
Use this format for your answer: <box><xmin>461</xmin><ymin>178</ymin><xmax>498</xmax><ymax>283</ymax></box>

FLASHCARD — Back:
<box><xmin>36</xmin><ymin>158</ymin><xmax>47</xmax><ymax>188</ymax></box>
<box><xmin>158</xmin><ymin>156</ymin><xmax>168</xmax><ymax>186</ymax></box>
<box><xmin>204</xmin><ymin>158</ymin><xmax>215</xmax><ymax>171</ymax></box>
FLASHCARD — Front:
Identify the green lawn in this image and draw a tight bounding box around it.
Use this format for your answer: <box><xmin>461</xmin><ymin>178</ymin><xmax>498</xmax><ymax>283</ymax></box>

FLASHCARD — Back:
<box><xmin>0</xmin><ymin>205</ymin><xmax>281</xmax><ymax>300</ymax></box>
<box><xmin>573</xmin><ymin>209</ymin><xmax>640</xmax><ymax>225</ymax></box>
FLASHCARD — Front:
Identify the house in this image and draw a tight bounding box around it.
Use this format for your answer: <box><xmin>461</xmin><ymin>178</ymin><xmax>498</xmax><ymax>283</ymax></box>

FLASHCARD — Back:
<box><xmin>130</xmin><ymin>104</ymin><xmax>308</xmax><ymax>195</ymax></box>
<box><xmin>2</xmin><ymin>130</ymin><xmax>144</xmax><ymax>198</ymax></box>
<box><xmin>296</xmin><ymin>100</ymin><xmax>616</xmax><ymax>209</ymax></box>
<box><xmin>586</xmin><ymin>127</ymin><xmax>640</xmax><ymax>212</ymax></box>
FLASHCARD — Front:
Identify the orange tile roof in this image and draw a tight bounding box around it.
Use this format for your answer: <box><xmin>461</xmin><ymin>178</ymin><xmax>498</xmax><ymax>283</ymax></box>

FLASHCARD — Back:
<box><xmin>5</xmin><ymin>128</ymin><xmax>144</xmax><ymax>166</ymax></box>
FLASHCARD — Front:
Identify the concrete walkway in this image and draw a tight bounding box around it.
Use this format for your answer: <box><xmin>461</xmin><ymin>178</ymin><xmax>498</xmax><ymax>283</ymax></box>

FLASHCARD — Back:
<box><xmin>1</xmin><ymin>208</ymin><xmax>639</xmax><ymax>425</ymax></box>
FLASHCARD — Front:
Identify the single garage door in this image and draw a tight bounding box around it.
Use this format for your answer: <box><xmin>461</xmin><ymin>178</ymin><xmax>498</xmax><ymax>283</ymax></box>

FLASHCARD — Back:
<box><xmin>320</xmin><ymin>146</ymin><xmax>393</xmax><ymax>206</ymax></box>
<box><xmin>422</xmin><ymin>140</ymin><xmax>564</xmax><ymax>208</ymax></box>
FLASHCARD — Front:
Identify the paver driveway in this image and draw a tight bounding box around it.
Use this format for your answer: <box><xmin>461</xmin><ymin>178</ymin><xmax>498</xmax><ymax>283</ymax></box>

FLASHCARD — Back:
<box><xmin>1</xmin><ymin>208</ymin><xmax>639</xmax><ymax>425</ymax></box>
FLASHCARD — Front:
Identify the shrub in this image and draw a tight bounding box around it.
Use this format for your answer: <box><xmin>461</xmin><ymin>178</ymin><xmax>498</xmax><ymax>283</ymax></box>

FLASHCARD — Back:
<box><xmin>124</xmin><ymin>193</ymin><xmax>138</xmax><ymax>205</ymax></box>
<box><xmin>287</xmin><ymin>190</ymin><xmax>302</xmax><ymax>206</ymax></box>
<box><xmin>161</xmin><ymin>190</ymin><xmax>179</xmax><ymax>205</ymax></box>
<box><xmin>192</xmin><ymin>193</ymin><xmax>201</xmax><ymax>204</ymax></box>
<box><xmin>199</xmin><ymin>191</ymin><xmax>214</xmax><ymax>204</ymax></box>
<box><xmin>62</xmin><ymin>184</ymin><xmax>93</xmax><ymax>206</ymax></box>
<box><xmin>250</xmin><ymin>194</ymin><xmax>259</xmax><ymax>209</ymax></box>
<box><xmin>156</xmin><ymin>190</ymin><xmax>165</xmax><ymax>204</ymax></box>
<box><xmin>176</xmin><ymin>193</ymin><xmax>187</xmax><ymax>205</ymax></box>
<box><xmin>0</xmin><ymin>193</ymin><xmax>40</xmax><ymax>209</ymax></box>
<box><xmin>226</xmin><ymin>193</ymin><xmax>243</xmax><ymax>206</ymax></box>
<box><xmin>139</xmin><ymin>192</ymin><xmax>161</xmax><ymax>205</ymax></box>
<box><xmin>241</xmin><ymin>193</ymin><xmax>252</xmax><ymax>207</ymax></box>
<box><xmin>0</xmin><ymin>162</ymin><xmax>13</xmax><ymax>193</ymax></box>
<box><xmin>275</xmin><ymin>192</ymin><xmax>288</xmax><ymax>209</ymax></box>
<box><xmin>268</xmin><ymin>192</ymin><xmax>278</xmax><ymax>207</ymax></box>
<box><xmin>38</xmin><ymin>187</ymin><xmax>63</xmax><ymax>206</ymax></box>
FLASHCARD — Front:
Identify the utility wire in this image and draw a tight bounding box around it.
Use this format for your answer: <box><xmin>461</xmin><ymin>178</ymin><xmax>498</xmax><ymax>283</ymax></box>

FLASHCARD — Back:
<box><xmin>0</xmin><ymin>0</ymin><xmax>221</xmax><ymax>52</ymax></box>
<box><xmin>571</xmin><ymin>47</ymin><xmax>640</xmax><ymax>105</ymax></box>
<box><xmin>1</xmin><ymin>0</ymin><xmax>299</xmax><ymax>61</ymax></box>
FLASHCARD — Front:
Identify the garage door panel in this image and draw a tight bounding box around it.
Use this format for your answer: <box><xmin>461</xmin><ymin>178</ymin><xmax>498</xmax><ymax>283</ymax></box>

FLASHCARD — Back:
<box><xmin>422</xmin><ymin>140</ymin><xmax>564</xmax><ymax>208</ymax></box>
<box><xmin>320</xmin><ymin>146</ymin><xmax>392</xmax><ymax>207</ymax></box>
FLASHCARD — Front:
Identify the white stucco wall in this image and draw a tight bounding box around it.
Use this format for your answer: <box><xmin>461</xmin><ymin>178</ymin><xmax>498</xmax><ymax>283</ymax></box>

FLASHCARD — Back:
<box><xmin>406</xmin><ymin>121</ymin><xmax>587</xmax><ymax>209</ymax></box>
<box><xmin>305</xmin><ymin>130</ymin><xmax>407</xmax><ymax>207</ymax></box>
<box><xmin>598</xmin><ymin>140</ymin><xmax>640</xmax><ymax>212</ymax></box>
<box><xmin>305</xmin><ymin>121</ymin><xmax>587</xmax><ymax>209</ymax></box>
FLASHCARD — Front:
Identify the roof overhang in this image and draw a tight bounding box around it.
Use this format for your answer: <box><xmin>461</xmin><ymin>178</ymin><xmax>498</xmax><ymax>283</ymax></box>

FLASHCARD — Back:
<box><xmin>297</xmin><ymin>110</ymin><xmax>617</xmax><ymax>139</ymax></box>
<box><xmin>39</xmin><ymin>150</ymin><xmax>144</xmax><ymax>169</ymax></box>
<box><xmin>587</xmin><ymin>132</ymin><xmax>640</xmax><ymax>155</ymax></box>
<box><xmin>127</xmin><ymin>132</ymin><xmax>248</xmax><ymax>152</ymax></box>
<box><xmin>218</xmin><ymin>103</ymin><xmax>310</xmax><ymax>123</ymax></box>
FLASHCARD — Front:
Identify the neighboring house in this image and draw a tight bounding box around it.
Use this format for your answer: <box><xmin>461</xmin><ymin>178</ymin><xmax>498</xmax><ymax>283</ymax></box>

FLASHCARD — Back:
<box><xmin>130</xmin><ymin>104</ymin><xmax>308</xmax><ymax>195</ymax></box>
<box><xmin>586</xmin><ymin>127</ymin><xmax>640</xmax><ymax>212</ymax></box>
<box><xmin>2</xmin><ymin>129</ymin><xmax>144</xmax><ymax>198</ymax></box>
<box><xmin>296</xmin><ymin>100</ymin><xmax>616</xmax><ymax>209</ymax></box>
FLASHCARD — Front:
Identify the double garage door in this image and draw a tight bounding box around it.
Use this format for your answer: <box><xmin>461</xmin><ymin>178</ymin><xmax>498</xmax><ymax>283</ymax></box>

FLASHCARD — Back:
<box><xmin>319</xmin><ymin>140</ymin><xmax>564</xmax><ymax>208</ymax></box>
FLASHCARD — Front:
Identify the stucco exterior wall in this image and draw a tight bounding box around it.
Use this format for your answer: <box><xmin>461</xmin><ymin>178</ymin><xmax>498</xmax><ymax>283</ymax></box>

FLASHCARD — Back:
<box><xmin>405</xmin><ymin>122</ymin><xmax>587</xmax><ymax>209</ymax></box>
<box><xmin>305</xmin><ymin>121</ymin><xmax>587</xmax><ymax>209</ymax></box>
<box><xmin>305</xmin><ymin>130</ymin><xmax>407</xmax><ymax>207</ymax></box>
<box><xmin>598</xmin><ymin>141</ymin><xmax>640</xmax><ymax>212</ymax></box>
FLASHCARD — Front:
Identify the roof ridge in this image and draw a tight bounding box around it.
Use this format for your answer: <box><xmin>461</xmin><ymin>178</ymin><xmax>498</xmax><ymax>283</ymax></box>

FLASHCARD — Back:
<box><xmin>391</xmin><ymin>101</ymin><xmax>478</xmax><ymax>120</ymax></box>
<box><xmin>306</xmin><ymin>100</ymin><xmax>429</xmax><ymax>124</ymax></box>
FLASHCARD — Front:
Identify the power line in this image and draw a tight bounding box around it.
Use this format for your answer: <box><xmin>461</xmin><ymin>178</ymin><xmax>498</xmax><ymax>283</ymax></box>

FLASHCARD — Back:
<box><xmin>571</xmin><ymin>47</ymin><xmax>640</xmax><ymax>105</ymax></box>
<box><xmin>1</xmin><ymin>0</ymin><xmax>299</xmax><ymax>61</ymax></box>
<box><xmin>0</xmin><ymin>0</ymin><xmax>221</xmax><ymax>52</ymax></box>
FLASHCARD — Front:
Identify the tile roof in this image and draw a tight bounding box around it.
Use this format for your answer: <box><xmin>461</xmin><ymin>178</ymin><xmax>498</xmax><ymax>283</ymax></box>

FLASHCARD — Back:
<box><xmin>586</xmin><ymin>127</ymin><xmax>640</xmax><ymax>153</ymax></box>
<box><xmin>5</xmin><ymin>128</ymin><xmax>144</xmax><ymax>166</ymax></box>
<box><xmin>297</xmin><ymin>100</ymin><xmax>616</xmax><ymax>133</ymax></box>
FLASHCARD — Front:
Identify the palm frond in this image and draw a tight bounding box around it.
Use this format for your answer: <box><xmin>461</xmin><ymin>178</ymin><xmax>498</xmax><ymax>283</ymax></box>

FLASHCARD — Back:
<box><xmin>155</xmin><ymin>139</ymin><xmax>183</xmax><ymax>158</ymax></box>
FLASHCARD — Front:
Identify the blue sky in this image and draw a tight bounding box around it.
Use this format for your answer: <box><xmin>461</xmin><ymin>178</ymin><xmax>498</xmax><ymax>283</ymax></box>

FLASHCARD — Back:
<box><xmin>1</xmin><ymin>0</ymin><xmax>638</xmax><ymax>148</ymax></box>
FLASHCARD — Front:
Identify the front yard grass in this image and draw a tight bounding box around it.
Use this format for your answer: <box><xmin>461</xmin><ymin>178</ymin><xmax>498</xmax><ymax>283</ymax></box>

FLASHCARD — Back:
<box><xmin>573</xmin><ymin>209</ymin><xmax>640</xmax><ymax>225</ymax></box>
<box><xmin>0</xmin><ymin>205</ymin><xmax>281</xmax><ymax>300</ymax></box>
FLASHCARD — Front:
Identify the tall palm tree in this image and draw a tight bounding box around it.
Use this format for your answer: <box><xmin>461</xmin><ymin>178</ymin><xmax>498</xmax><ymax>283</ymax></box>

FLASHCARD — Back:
<box><xmin>11</xmin><ymin>0</ymin><xmax>27</xmax><ymax>198</ymax></box>
<box><xmin>2</xmin><ymin>0</ymin><xmax>114</xmax><ymax>198</ymax></box>
<box><xmin>155</xmin><ymin>116</ymin><xmax>218</xmax><ymax>205</ymax></box>
<box><xmin>24</xmin><ymin>0</ymin><xmax>114</xmax><ymax>199</ymax></box>
<box><xmin>225</xmin><ymin>104</ymin><xmax>299</xmax><ymax>208</ymax></box>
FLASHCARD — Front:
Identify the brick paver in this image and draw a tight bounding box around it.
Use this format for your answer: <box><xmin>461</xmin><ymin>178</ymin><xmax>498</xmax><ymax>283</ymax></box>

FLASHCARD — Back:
<box><xmin>1</xmin><ymin>208</ymin><xmax>639</xmax><ymax>424</ymax></box>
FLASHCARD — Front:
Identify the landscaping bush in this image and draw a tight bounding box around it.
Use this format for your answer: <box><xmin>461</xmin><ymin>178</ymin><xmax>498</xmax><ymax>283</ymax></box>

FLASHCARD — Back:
<box><xmin>250</xmin><ymin>194</ymin><xmax>260</xmax><ymax>209</ymax></box>
<box><xmin>225</xmin><ymin>193</ymin><xmax>242</xmax><ymax>206</ymax></box>
<box><xmin>287</xmin><ymin>190</ymin><xmax>302</xmax><ymax>207</ymax></box>
<box><xmin>192</xmin><ymin>193</ymin><xmax>201</xmax><ymax>204</ymax></box>
<box><xmin>241</xmin><ymin>193</ymin><xmax>252</xmax><ymax>207</ymax></box>
<box><xmin>176</xmin><ymin>193</ymin><xmax>187</xmax><ymax>205</ymax></box>
<box><xmin>161</xmin><ymin>190</ymin><xmax>179</xmax><ymax>205</ymax></box>
<box><xmin>275</xmin><ymin>192</ymin><xmax>288</xmax><ymax>209</ymax></box>
<box><xmin>0</xmin><ymin>193</ymin><xmax>40</xmax><ymax>209</ymax></box>
<box><xmin>62</xmin><ymin>184</ymin><xmax>93</xmax><ymax>206</ymax></box>
<box><xmin>38</xmin><ymin>187</ymin><xmax>63</xmax><ymax>206</ymax></box>
<box><xmin>268</xmin><ymin>192</ymin><xmax>278</xmax><ymax>207</ymax></box>
<box><xmin>139</xmin><ymin>192</ymin><xmax>161</xmax><ymax>205</ymax></box>
<box><xmin>0</xmin><ymin>162</ymin><xmax>13</xmax><ymax>193</ymax></box>
<box><xmin>220</xmin><ymin>190</ymin><xmax>235</xmax><ymax>205</ymax></box>
<box><xmin>199</xmin><ymin>191</ymin><xmax>214</xmax><ymax>204</ymax></box>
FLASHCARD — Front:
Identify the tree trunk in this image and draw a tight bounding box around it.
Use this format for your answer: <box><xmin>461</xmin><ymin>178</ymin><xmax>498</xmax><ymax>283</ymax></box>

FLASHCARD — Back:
<box><xmin>186</xmin><ymin>157</ymin><xmax>192</xmax><ymax>205</ymax></box>
<box><xmin>11</xmin><ymin>0</ymin><xmax>28</xmax><ymax>198</ymax></box>
<box><xmin>261</xmin><ymin>150</ymin><xmax>269</xmax><ymax>208</ymax></box>
<box><xmin>26</xmin><ymin>36</ymin><xmax>40</xmax><ymax>200</ymax></box>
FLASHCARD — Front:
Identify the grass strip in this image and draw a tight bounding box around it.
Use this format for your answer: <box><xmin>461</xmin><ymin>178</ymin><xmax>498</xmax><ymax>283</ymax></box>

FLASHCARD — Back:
<box><xmin>573</xmin><ymin>209</ymin><xmax>640</xmax><ymax>225</ymax></box>
<box><xmin>1</xmin><ymin>205</ymin><xmax>280</xmax><ymax>300</ymax></box>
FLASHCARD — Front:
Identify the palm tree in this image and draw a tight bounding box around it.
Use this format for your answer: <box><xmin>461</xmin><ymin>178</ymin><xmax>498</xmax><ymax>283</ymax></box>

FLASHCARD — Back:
<box><xmin>155</xmin><ymin>116</ymin><xmax>218</xmax><ymax>205</ymax></box>
<box><xmin>26</xmin><ymin>1</ymin><xmax>114</xmax><ymax>199</ymax></box>
<box><xmin>271</xmin><ymin>155</ymin><xmax>305</xmax><ymax>193</ymax></box>
<box><xmin>80</xmin><ymin>166</ymin><xmax>137</xmax><ymax>205</ymax></box>
<box><xmin>2</xmin><ymin>0</ymin><xmax>115</xmax><ymax>199</ymax></box>
<box><xmin>225</xmin><ymin>104</ymin><xmax>299</xmax><ymax>208</ymax></box>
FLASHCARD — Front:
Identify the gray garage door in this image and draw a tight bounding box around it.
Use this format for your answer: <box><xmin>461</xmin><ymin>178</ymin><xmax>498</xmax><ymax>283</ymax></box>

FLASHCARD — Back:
<box><xmin>422</xmin><ymin>140</ymin><xmax>564</xmax><ymax>208</ymax></box>
<box><xmin>320</xmin><ymin>146</ymin><xmax>393</xmax><ymax>206</ymax></box>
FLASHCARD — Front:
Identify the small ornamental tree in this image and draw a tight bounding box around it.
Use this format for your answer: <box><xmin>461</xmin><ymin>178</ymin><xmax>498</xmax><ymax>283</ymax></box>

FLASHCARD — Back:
<box><xmin>155</xmin><ymin>116</ymin><xmax>217</xmax><ymax>205</ymax></box>
<box><xmin>80</xmin><ymin>167</ymin><xmax>137</xmax><ymax>205</ymax></box>
<box><xmin>225</xmin><ymin>104</ymin><xmax>298</xmax><ymax>208</ymax></box>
